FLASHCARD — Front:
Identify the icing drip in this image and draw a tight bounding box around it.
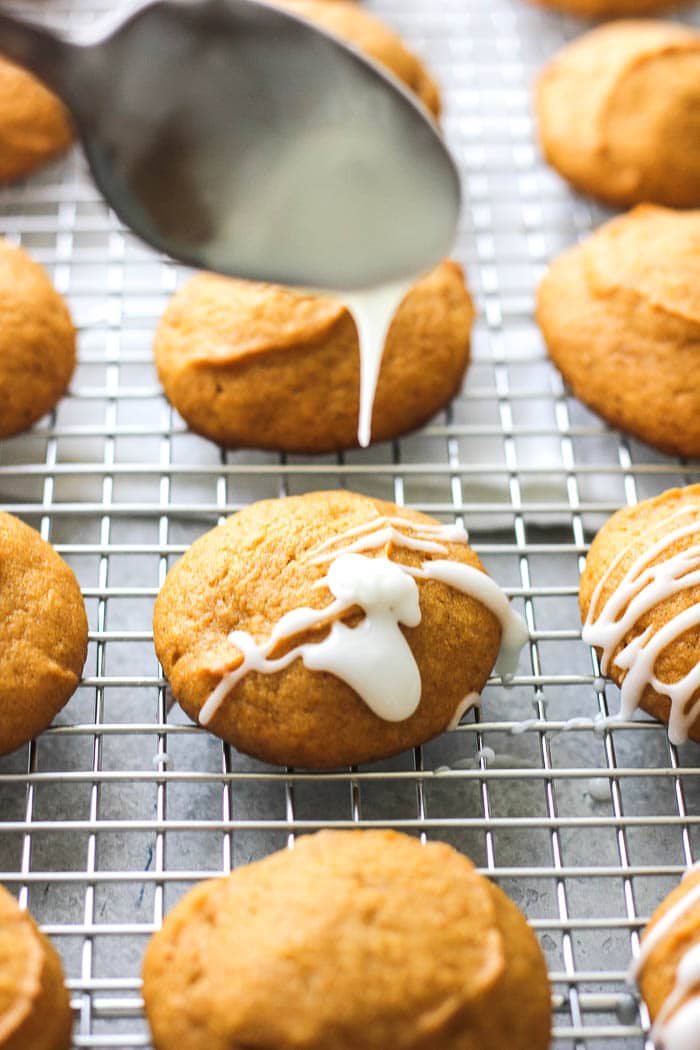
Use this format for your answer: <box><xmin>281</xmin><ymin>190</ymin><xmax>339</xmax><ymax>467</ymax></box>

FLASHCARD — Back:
<box><xmin>200</xmin><ymin>553</ymin><xmax>421</xmax><ymax>725</ymax></box>
<box><xmin>582</xmin><ymin>506</ymin><xmax>700</xmax><ymax>745</ymax></box>
<box><xmin>447</xmin><ymin>692</ymin><xmax>481</xmax><ymax>731</ymax></box>
<box><xmin>341</xmin><ymin>279</ymin><xmax>413</xmax><ymax>449</ymax></box>
<box><xmin>634</xmin><ymin>866</ymin><xmax>700</xmax><ymax>1050</ymax></box>
<box><xmin>200</xmin><ymin>515</ymin><xmax>528</xmax><ymax>726</ymax></box>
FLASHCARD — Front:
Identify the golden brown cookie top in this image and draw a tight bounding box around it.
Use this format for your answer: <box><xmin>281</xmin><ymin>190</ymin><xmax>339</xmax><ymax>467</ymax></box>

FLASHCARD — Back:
<box><xmin>580</xmin><ymin>485</ymin><xmax>700</xmax><ymax>743</ymax></box>
<box><xmin>637</xmin><ymin>868</ymin><xmax>700</xmax><ymax>1033</ymax></box>
<box><xmin>155</xmin><ymin>272</ymin><xmax>345</xmax><ymax>371</ymax></box>
<box><xmin>0</xmin><ymin>887</ymin><xmax>42</xmax><ymax>1044</ymax></box>
<box><xmin>0</xmin><ymin>885</ymin><xmax>72</xmax><ymax>1050</ymax></box>
<box><xmin>530</xmin><ymin>0</ymin><xmax>692</xmax><ymax>16</ymax></box>
<box><xmin>155</xmin><ymin>259</ymin><xmax>465</xmax><ymax>370</ymax></box>
<box><xmin>0</xmin><ymin>512</ymin><xmax>88</xmax><ymax>755</ymax></box>
<box><xmin>0</xmin><ymin>238</ymin><xmax>76</xmax><ymax>439</ymax></box>
<box><xmin>0</xmin><ymin>57</ymin><xmax>72</xmax><ymax>183</ymax></box>
<box><xmin>282</xmin><ymin>0</ymin><xmax>441</xmax><ymax>117</ymax></box>
<box><xmin>582</xmin><ymin>206</ymin><xmax>700</xmax><ymax>326</ymax></box>
<box><xmin>536</xmin><ymin>21</ymin><xmax>700</xmax><ymax>208</ymax></box>
<box><xmin>143</xmin><ymin>830</ymin><xmax>551</xmax><ymax>1050</ymax></box>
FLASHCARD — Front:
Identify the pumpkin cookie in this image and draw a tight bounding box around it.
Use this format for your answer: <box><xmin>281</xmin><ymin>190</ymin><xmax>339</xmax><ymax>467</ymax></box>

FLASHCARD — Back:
<box><xmin>580</xmin><ymin>484</ymin><xmax>700</xmax><ymax>744</ymax></box>
<box><xmin>635</xmin><ymin>865</ymin><xmax>700</xmax><ymax>1048</ymax></box>
<box><xmin>143</xmin><ymin>830</ymin><xmax>551</xmax><ymax>1050</ymax></box>
<box><xmin>281</xmin><ymin>0</ymin><xmax>440</xmax><ymax>118</ymax></box>
<box><xmin>154</xmin><ymin>261</ymin><xmax>472</xmax><ymax>453</ymax></box>
<box><xmin>529</xmin><ymin>0</ymin><xmax>692</xmax><ymax>16</ymax></box>
<box><xmin>0</xmin><ymin>512</ymin><xmax>88</xmax><ymax>755</ymax></box>
<box><xmin>0</xmin><ymin>239</ymin><xmax>76</xmax><ymax>439</ymax></box>
<box><xmin>0</xmin><ymin>885</ymin><xmax>72</xmax><ymax>1050</ymax></box>
<box><xmin>0</xmin><ymin>57</ymin><xmax>72</xmax><ymax>183</ymax></box>
<box><xmin>153</xmin><ymin>491</ymin><xmax>527</xmax><ymax>768</ymax></box>
<box><xmin>536</xmin><ymin>20</ymin><xmax>700</xmax><ymax>208</ymax></box>
<box><xmin>537</xmin><ymin>205</ymin><xmax>700</xmax><ymax>458</ymax></box>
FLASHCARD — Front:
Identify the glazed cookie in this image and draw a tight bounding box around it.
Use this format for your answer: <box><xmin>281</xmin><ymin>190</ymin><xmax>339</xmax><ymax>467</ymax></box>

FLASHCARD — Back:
<box><xmin>0</xmin><ymin>885</ymin><xmax>72</xmax><ymax>1050</ymax></box>
<box><xmin>635</xmin><ymin>864</ymin><xmax>700</xmax><ymax>1048</ymax></box>
<box><xmin>537</xmin><ymin>206</ymin><xmax>700</xmax><ymax>458</ymax></box>
<box><xmin>0</xmin><ymin>512</ymin><xmax>88</xmax><ymax>755</ymax></box>
<box><xmin>529</xmin><ymin>0</ymin><xmax>692</xmax><ymax>16</ymax></box>
<box><xmin>580</xmin><ymin>484</ymin><xmax>700</xmax><ymax>743</ymax></box>
<box><xmin>536</xmin><ymin>20</ymin><xmax>700</xmax><ymax>208</ymax></box>
<box><xmin>0</xmin><ymin>239</ymin><xmax>76</xmax><ymax>439</ymax></box>
<box><xmin>153</xmin><ymin>491</ymin><xmax>527</xmax><ymax>768</ymax></box>
<box><xmin>143</xmin><ymin>830</ymin><xmax>552</xmax><ymax>1050</ymax></box>
<box><xmin>154</xmin><ymin>261</ymin><xmax>472</xmax><ymax>453</ymax></box>
<box><xmin>0</xmin><ymin>57</ymin><xmax>72</xmax><ymax>183</ymax></box>
<box><xmin>281</xmin><ymin>0</ymin><xmax>440</xmax><ymax>118</ymax></box>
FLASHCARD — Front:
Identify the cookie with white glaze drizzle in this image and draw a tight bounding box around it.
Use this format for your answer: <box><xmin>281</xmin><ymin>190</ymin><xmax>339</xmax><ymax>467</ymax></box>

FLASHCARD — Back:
<box><xmin>153</xmin><ymin>491</ymin><xmax>527</xmax><ymax>768</ymax></box>
<box><xmin>635</xmin><ymin>864</ymin><xmax>700</xmax><ymax>1050</ymax></box>
<box><xmin>580</xmin><ymin>484</ymin><xmax>700</xmax><ymax>744</ymax></box>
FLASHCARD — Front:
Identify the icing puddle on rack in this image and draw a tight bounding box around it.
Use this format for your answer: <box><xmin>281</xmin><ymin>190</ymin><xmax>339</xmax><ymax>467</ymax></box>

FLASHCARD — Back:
<box><xmin>582</xmin><ymin>504</ymin><xmax>700</xmax><ymax>744</ymax></box>
<box><xmin>200</xmin><ymin>516</ymin><xmax>529</xmax><ymax>726</ymax></box>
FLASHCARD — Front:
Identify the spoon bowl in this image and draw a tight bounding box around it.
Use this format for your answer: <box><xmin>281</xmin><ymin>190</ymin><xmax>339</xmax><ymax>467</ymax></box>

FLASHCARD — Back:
<box><xmin>0</xmin><ymin>0</ymin><xmax>460</xmax><ymax>289</ymax></box>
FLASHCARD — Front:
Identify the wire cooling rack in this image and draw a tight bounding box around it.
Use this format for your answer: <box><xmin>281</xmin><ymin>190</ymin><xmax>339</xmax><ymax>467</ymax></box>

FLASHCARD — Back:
<box><xmin>1</xmin><ymin>0</ymin><xmax>699</xmax><ymax>1047</ymax></box>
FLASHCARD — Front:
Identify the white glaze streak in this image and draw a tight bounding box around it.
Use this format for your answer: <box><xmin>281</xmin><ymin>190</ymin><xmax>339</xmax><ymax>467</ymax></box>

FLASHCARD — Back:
<box><xmin>342</xmin><ymin>280</ymin><xmax>413</xmax><ymax>448</ymax></box>
<box><xmin>582</xmin><ymin>506</ymin><xmax>700</xmax><ymax>745</ymax></box>
<box><xmin>633</xmin><ymin>873</ymin><xmax>700</xmax><ymax>1050</ymax></box>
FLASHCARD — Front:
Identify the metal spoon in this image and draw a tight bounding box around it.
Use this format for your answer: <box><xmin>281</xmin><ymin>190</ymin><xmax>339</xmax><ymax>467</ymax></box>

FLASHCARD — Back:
<box><xmin>0</xmin><ymin>0</ymin><xmax>460</xmax><ymax>289</ymax></box>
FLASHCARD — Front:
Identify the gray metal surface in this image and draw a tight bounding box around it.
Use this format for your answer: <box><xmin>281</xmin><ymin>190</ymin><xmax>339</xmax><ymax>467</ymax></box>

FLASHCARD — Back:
<box><xmin>0</xmin><ymin>0</ymin><xmax>699</xmax><ymax>1047</ymax></box>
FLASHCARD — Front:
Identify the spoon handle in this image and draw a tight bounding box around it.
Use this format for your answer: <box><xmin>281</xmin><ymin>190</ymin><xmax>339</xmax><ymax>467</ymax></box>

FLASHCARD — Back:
<box><xmin>0</xmin><ymin>9</ymin><xmax>75</xmax><ymax>96</ymax></box>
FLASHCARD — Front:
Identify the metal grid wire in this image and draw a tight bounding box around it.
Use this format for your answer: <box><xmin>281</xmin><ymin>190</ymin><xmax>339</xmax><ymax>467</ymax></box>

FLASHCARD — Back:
<box><xmin>0</xmin><ymin>0</ymin><xmax>699</xmax><ymax>1046</ymax></box>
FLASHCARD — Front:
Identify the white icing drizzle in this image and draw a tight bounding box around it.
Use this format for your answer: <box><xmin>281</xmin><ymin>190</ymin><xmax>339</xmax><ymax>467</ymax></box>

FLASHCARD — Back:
<box><xmin>341</xmin><ymin>279</ymin><xmax>413</xmax><ymax>448</ymax></box>
<box><xmin>633</xmin><ymin>864</ymin><xmax>700</xmax><ymax>1050</ymax></box>
<box><xmin>582</xmin><ymin>506</ymin><xmax>700</xmax><ymax>745</ymax></box>
<box><xmin>200</xmin><ymin>514</ymin><xmax>528</xmax><ymax>726</ymax></box>
<box><xmin>447</xmin><ymin>692</ymin><xmax>481</xmax><ymax>731</ymax></box>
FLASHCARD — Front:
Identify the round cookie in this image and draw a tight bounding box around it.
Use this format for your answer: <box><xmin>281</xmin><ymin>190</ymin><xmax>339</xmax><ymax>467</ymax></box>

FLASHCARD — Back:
<box><xmin>579</xmin><ymin>484</ymin><xmax>700</xmax><ymax>743</ymax></box>
<box><xmin>537</xmin><ymin>205</ymin><xmax>700</xmax><ymax>458</ymax></box>
<box><xmin>636</xmin><ymin>866</ymin><xmax>700</xmax><ymax>1046</ymax></box>
<box><xmin>0</xmin><ymin>239</ymin><xmax>76</xmax><ymax>439</ymax></box>
<box><xmin>154</xmin><ymin>261</ymin><xmax>472</xmax><ymax>453</ymax></box>
<box><xmin>153</xmin><ymin>491</ymin><xmax>525</xmax><ymax>769</ymax></box>
<box><xmin>529</xmin><ymin>0</ymin><xmax>692</xmax><ymax>16</ymax></box>
<box><xmin>0</xmin><ymin>885</ymin><xmax>72</xmax><ymax>1050</ymax></box>
<box><xmin>281</xmin><ymin>0</ymin><xmax>440</xmax><ymax>118</ymax></box>
<box><xmin>535</xmin><ymin>20</ymin><xmax>700</xmax><ymax>208</ymax></box>
<box><xmin>0</xmin><ymin>512</ymin><xmax>88</xmax><ymax>755</ymax></box>
<box><xmin>0</xmin><ymin>57</ymin><xmax>72</xmax><ymax>183</ymax></box>
<box><xmin>143</xmin><ymin>830</ymin><xmax>551</xmax><ymax>1050</ymax></box>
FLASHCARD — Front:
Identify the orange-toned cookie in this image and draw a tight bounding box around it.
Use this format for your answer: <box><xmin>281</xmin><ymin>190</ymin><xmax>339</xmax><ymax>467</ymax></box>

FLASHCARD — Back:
<box><xmin>529</xmin><ymin>0</ymin><xmax>692</xmax><ymax>15</ymax></box>
<box><xmin>143</xmin><ymin>830</ymin><xmax>551</xmax><ymax>1050</ymax></box>
<box><xmin>536</xmin><ymin>20</ymin><xmax>700</xmax><ymax>208</ymax></box>
<box><xmin>153</xmin><ymin>491</ymin><xmax>527</xmax><ymax>768</ymax></box>
<box><xmin>0</xmin><ymin>239</ymin><xmax>76</xmax><ymax>439</ymax></box>
<box><xmin>580</xmin><ymin>484</ymin><xmax>700</xmax><ymax>743</ymax></box>
<box><xmin>636</xmin><ymin>866</ymin><xmax>700</xmax><ymax>1047</ymax></box>
<box><xmin>0</xmin><ymin>57</ymin><xmax>72</xmax><ymax>183</ymax></box>
<box><xmin>537</xmin><ymin>205</ymin><xmax>700</xmax><ymax>457</ymax></box>
<box><xmin>154</xmin><ymin>261</ymin><xmax>472</xmax><ymax>453</ymax></box>
<box><xmin>0</xmin><ymin>885</ymin><xmax>72</xmax><ymax>1050</ymax></box>
<box><xmin>0</xmin><ymin>512</ymin><xmax>88</xmax><ymax>755</ymax></box>
<box><xmin>281</xmin><ymin>0</ymin><xmax>440</xmax><ymax>118</ymax></box>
